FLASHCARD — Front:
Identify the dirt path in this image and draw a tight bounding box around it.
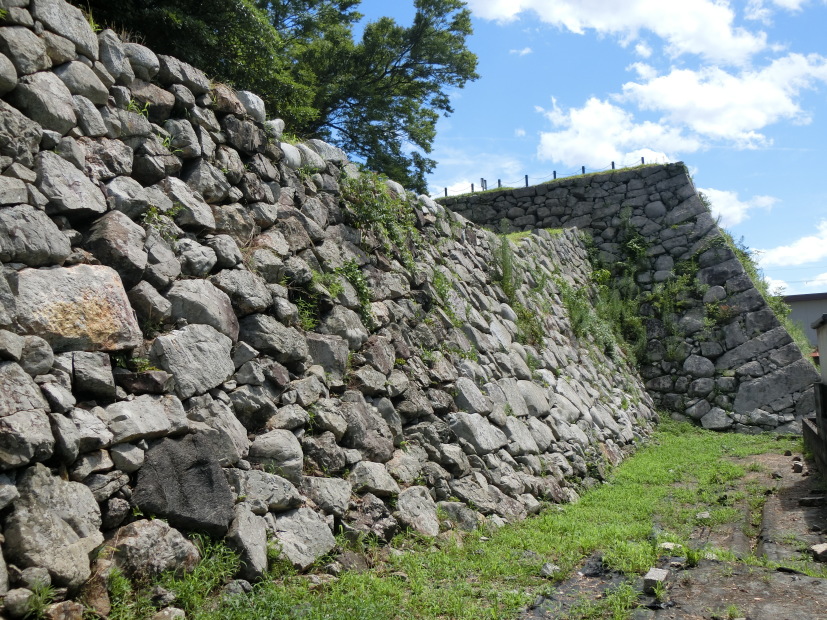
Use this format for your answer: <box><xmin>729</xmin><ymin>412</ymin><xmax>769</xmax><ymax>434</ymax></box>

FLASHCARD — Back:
<box><xmin>525</xmin><ymin>452</ymin><xmax>827</xmax><ymax>619</ymax></box>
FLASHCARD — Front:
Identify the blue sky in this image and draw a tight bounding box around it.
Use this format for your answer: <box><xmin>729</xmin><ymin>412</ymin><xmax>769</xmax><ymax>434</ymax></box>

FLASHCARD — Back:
<box><xmin>356</xmin><ymin>0</ymin><xmax>827</xmax><ymax>296</ymax></box>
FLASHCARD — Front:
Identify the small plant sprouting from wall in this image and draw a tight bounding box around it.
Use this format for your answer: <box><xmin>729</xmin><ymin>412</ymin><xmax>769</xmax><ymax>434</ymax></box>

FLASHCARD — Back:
<box><xmin>340</xmin><ymin>170</ymin><xmax>420</xmax><ymax>270</ymax></box>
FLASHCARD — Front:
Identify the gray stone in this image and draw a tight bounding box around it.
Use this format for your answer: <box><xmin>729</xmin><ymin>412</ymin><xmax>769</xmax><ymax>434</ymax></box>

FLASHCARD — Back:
<box><xmin>437</xmin><ymin>500</ymin><xmax>482</xmax><ymax>531</ymax></box>
<box><xmin>227</xmin><ymin>503</ymin><xmax>268</xmax><ymax>581</ymax></box>
<box><xmin>517</xmin><ymin>380</ymin><xmax>551</xmax><ymax>416</ymax></box>
<box><xmin>302</xmin><ymin>431</ymin><xmax>347</xmax><ymax>474</ymax></box>
<box><xmin>82</xmin><ymin>137</ymin><xmax>134</xmax><ymax>181</ymax></box>
<box><xmin>133</xmin><ymin>432</ymin><xmax>235</xmax><ymax>536</ymax></box>
<box><xmin>185</xmin><ymin>395</ymin><xmax>249</xmax><ymax>465</ymax></box>
<box><xmin>98</xmin><ymin>30</ymin><xmax>133</xmax><ymax>84</ymax></box>
<box><xmin>14</xmin><ymin>264</ymin><xmax>142</xmax><ymax>352</ymax></box>
<box><xmin>183</xmin><ymin>159</ymin><xmax>230</xmax><ymax>204</ymax></box>
<box><xmin>454</xmin><ymin>376</ymin><xmax>492</xmax><ymax>414</ymax></box>
<box><xmin>99</xmin><ymin>393</ymin><xmax>187</xmax><ymax>444</ymax></box>
<box><xmin>105</xmin><ymin>176</ymin><xmax>149</xmax><ymax>218</ymax></box>
<box><xmin>271</xmin><ymin>507</ymin><xmax>335</xmax><ymax>571</ymax></box>
<box><xmin>0</xmin><ymin>99</ymin><xmax>41</xmax><ymax>167</ymax></box>
<box><xmin>0</xmin><ymin>330</ymin><xmax>24</xmax><ymax>362</ymax></box>
<box><xmin>161</xmin><ymin>175</ymin><xmax>218</xmax><ymax>230</ymax></box>
<box><xmin>301</xmin><ymin>476</ymin><xmax>352</xmax><ymax>518</ymax></box>
<box><xmin>0</xmin><ymin>204</ymin><xmax>70</xmax><ymax>267</ymax></box>
<box><xmin>239</xmin><ymin>314</ymin><xmax>309</xmax><ymax>365</ymax></box>
<box><xmin>9</xmin><ymin>71</ymin><xmax>76</xmax><ymax>135</ymax></box>
<box><xmin>0</xmin><ymin>26</ymin><xmax>50</xmax><ymax>75</ymax></box>
<box><xmin>106</xmin><ymin>519</ymin><xmax>200</xmax><ymax>578</ymax></box>
<box><xmin>247</xmin><ymin>429</ymin><xmax>303</xmax><ymax>484</ymax></box>
<box><xmin>31</xmin><ymin>0</ymin><xmax>99</xmax><ymax>59</ymax></box>
<box><xmin>203</xmin><ymin>234</ymin><xmax>243</xmax><ymax>269</ymax></box>
<box><xmin>167</xmin><ymin>279</ymin><xmax>239</xmax><ymax>341</ymax></box>
<box><xmin>150</xmin><ymin>324</ymin><xmax>235</xmax><ymax>399</ymax></box>
<box><xmin>210</xmin><ymin>270</ymin><xmax>272</xmax><ymax>317</ymax></box>
<box><xmin>72</xmin><ymin>351</ymin><xmax>116</xmax><ymax>398</ymax></box>
<box><xmin>340</xmin><ymin>396</ymin><xmax>395</xmax><ymax>463</ymax></box>
<box><xmin>53</xmin><ymin>61</ymin><xmax>108</xmax><ymax>104</ymax></box>
<box><xmin>225</xmin><ymin>469</ymin><xmax>301</xmax><ymax>515</ymax></box>
<box><xmin>395</xmin><ymin>486</ymin><xmax>439</xmax><ymax>537</ymax></box>
<box><xmin>85</xmin><ymin>210</ymin><xmax>148</xmax><ymax>288</ymax></box>
<box><xmin>503</xmin><ymin>416</ymin><xmax>540</xmax><ymax>456</ymax></box>
<box><xmin>734</xmin><ymin>358</ymin><xmax>818</xmax><ymax>415</ymax></box>
<box><xmin>683</xmin><ymin>354</ymin><xmax>715</xmax><ymax>378</ymax></box>
<box><xmin>700</xmin><ymin>408</ymin><xmax>734</xmax><ymax>430</ymax></box>
<box><xmin>0</xmin><ymin>408</ymin><xmax>53</xmax><ymax>470</ymax></box>
<box><xmin>130</xmin><ymin>79</ymin><xmax>175</xmax><ymax>123</ymax></box>
<box><xmin>0</xmin><ymin>51</ymin><xmax>16</xmax><ymax>95</ymax></box>
<box><xmin>127</xmin><ymin>280</ymin><xmax>172</xmax><ymax>326</ymax></box>
<box><xmin>19</xmin><ymin>335</ymin><xmax>53</xmax><ymax>376</ymax></box>
<box><xmin>349</xmin><ymin>461</ymin><xmax>400</xmax><ymax>497</ymax></box>
<box><xmin>110</xmin><ymin>443</ymin><xmax>145</xmax><ymax>473</ymax></box>
<box><xmin>236</xmin><ymin>90</ymin><xmax>266</xmax><ymax>123</ymax></box>
<box><xmin>306</xmin><ymin>333</ymin><xmax>349</xmax><ymax>388</ymax></box>
<box><xmin>37</xmin><ymin>150</ymin><xmax>106</xmax><ymax>216</ymax></box>
<box><xmin>176</xmin><ymin>238</ymin><xmax>218</xmax><ymax>277</ymax></box>
<box><xmin>123</xmin><ymin>42</ymin><xmax>159</xmax><ymax>80</ymax></box>
<box><xmin>448</xmin><ymin>412</ymin><xmax>508</xmax><ymax>455</ymax></box>
<box><xmin>163</xmin><ymin>118</ymin><xmax>201</xmax><ymax>159</ymax></box>
<box><xmin>319</xmin><ymin>306</ymin><xmax>369</xmax><ymax>350</ymax></box>
<box><xmin>3</xmin><ymin>463</ymin><xmax>102</xmax><ymax>588</ymax></box>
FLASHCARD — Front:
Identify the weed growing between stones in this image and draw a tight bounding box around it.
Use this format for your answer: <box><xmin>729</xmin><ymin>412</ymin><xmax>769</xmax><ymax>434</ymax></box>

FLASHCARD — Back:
<box><xmin>335</xmin><ymin>259</ymin><xmax>373</xmax><ymax>326</ymax></box>
<box><xmin>103</xmin><ymin>423</ymin><xmax>814</xmax><ymax>620</ymax></box>
<box><xmin>340</xmin><ymin>170</ymin><xmax>420</xmax><ymax>270</ymax></box>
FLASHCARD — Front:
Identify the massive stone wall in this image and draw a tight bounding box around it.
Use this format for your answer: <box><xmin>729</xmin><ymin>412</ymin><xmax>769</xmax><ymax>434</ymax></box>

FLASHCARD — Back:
<box><xmin>0</xmin><ymin>0</ymin><xmax>661</xmax><ymax>611</ymax></box>
<box><xmin>442</xmin><ymin>164</ymin><xmax>819</xmax><ymax>433</ymax></box>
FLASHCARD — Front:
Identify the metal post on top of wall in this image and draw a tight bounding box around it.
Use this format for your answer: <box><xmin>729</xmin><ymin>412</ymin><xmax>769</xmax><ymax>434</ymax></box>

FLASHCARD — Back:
<box><xmin>581</xmin><ymin>166</ymin><xmax>585</xmax><ymax>175</ymax></box>
<box><xmin>524</xmin><ymin>175</ymin><xmax>528</xmax><ymax>187</ymax></box>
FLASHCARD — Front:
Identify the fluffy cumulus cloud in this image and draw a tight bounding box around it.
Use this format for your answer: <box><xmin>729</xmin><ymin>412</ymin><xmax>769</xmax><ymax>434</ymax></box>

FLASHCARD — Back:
<box><xmin>466</xmin><ymin>0</ymin><xmax>767</xmax><ymax>64</ymax></box>
<box><xmin>621</xmin><ymin>54</ymin><xmax>827</xmax><ymax>147</ymax></box>
<box><xmin>758</xmin><ymin>221</ymin><xmax>827</xmax><ymax>267</ymax></box>
<box><xmin>536</xmin><ymin>97</ymin><xmax>700</xmax><ymax>168</ymax></box>
<box><xmin>746</xmin><ymin>0</ymin><xmax>810</xmax><ymax>23</ymax></box>
<box><xmin>697</xmin><ymin>188</ymin><xmax>777</xmax><ymax>227</ymax></box>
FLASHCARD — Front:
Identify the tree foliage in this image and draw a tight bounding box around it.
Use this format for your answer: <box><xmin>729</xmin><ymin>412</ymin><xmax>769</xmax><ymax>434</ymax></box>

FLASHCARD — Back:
<box><xmin>76</xmin><ymin>0</ymin><xmax>478</xmax><ymax>192</ymax></box>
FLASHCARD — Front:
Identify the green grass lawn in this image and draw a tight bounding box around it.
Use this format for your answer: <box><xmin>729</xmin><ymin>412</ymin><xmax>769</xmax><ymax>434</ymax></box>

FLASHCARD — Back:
<box><xmin>107</xmin><ymin>422</ymin><xmax>810</xmax><ymax>620</ymax></box>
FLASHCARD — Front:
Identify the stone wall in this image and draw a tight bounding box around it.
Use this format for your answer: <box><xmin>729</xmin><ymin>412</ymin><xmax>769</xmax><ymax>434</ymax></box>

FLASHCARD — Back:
<box><xmin>442</xmin><ymin>163</ymin><xmax>819</xmax><ymax>433</ymax></box>
<box><xmin>0</xmin><ymin>0</ymin><xmax>661</xmax><ymax>610</ymax></box>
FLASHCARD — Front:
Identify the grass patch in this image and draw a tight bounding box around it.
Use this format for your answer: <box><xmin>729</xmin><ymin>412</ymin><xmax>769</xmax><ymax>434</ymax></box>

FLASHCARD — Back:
<box><xmin>107</xmin><ymin>422</ymin><xmax>812</xmax><ymax>620</ymax></box>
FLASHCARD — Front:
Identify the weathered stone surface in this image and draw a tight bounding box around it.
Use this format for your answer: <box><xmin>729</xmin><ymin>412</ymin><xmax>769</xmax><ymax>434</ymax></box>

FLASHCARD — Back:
<box><xmin>106</xmin><ymin>519</ymin><xmax>200</xmax><ymax>578</ymax></box>
<box><xmin>183</xmin><ymin>159</ymin><xmax>230</xmax><ymax>204</ymax></box>
<box><xmin>83</xmin><ymin>138</ymin><xmax>134</xmax><ymax>182</ymax></box>
<box><xmin>99</xmin><ymin>394</ymin><xmax>187</xmax><ymax>444</ymax></box>
<box><xmin>176</xmin><ymin>238</ymin><xmax>217</xmax><ymax>277</ymax></box>
<box><xmin>340</xmin><ymin>396</ymin><xmax>395</xmax><ymax>463</ymax></box>
<box><xmin>72</xmin><ymin>351</ymin><xmax>116</xmax><ymax>398</ymax></box>
<box><xmin>0</xmin><ymin>51</ymin><xmax>16</xmax><ymax>95</ymax></box>
<box><xmin>227</xmin><ymin>503</ymin><xmax>268</xmax><ymax>581</ymax></box>
<box><xmin>210</xmin><ymin>270</ymin><xmax>272</xmax><ymax>317</ymax></box>
<box><xmin>0</xmin><ymin>99</ymin><xmax>41</xmax><ymax>167</ymax></box>
<box><xmin>238</xmin><ymin>314</ymin><xmax>309</xmax><ymax>365</ymax></box>
<box><xmin>133</xmin><ymin>433</ymin><xmax>235</xmax><ymax>536</ymax></box>
<box><xmin>306</xmin><ymin>333</ymin><xmax>349</xmax><ymax>387</ymax></box>
<box><xmin>150</xmin><ymin>324</ymin><xmax>235</xmax><ymax>399</ymax></box>
<box><xmin>53</xmin><ymin>61</ymin><xmax>108</xmax><ymax>105</ymax></box>
<box><xmin>14</xmin><ymin>264</ymin><xmax>142</xmax><ymax>352</ymax></box>
<box><xmin>98</xmin><ymin>30</ymin><xmax>133</xmax><ymax>84</ymax></box>
<box><xmin>271</xmin><ymin>507</ymin><xmax>335</xmax><ymax>571</ymax></box>
<box><xmin>247</xmin><ymin>429</ymin><xmax>303</xmax><ymax>484</ymax></box>
<box><xmin>0</xmin><ymin>26</ymin><xmax>50</xmax><ymax>75</ymax></box>
<box><xmin>454</xmin><ymin>376</ymin><xmax>492</xmax><ymax>414</ymax></box>
<box><xmin>85</xmin><ymin>210</ymin><xmax>148</xmax><ymax>289</ymax></box>
<box><xmin>448</xmin><ymin>412</ymin><xmax>508</xmax><ymax>455</ymax></box>
<box><xmin>0</xmin><ymin>408</ymin><xmax>54</xmax><ymax>470</ymax></box>
<box><xmin>123</xmin><ymin>43</ymin><xmax>159</xmax><ymax>81</ymax></box>
<box><xmin>224</xmin><ymin>469</ymin><xmax>301</xmax><ymax>515</ymax></box>
<box><xmin>301</xmin><ymin>476</ymin><xmax>352</xmax><ymax>518</ymax></box>
<box><xmin>733</xmin><ymin>358</ymin><xmax>818</xmax><ymax>415</ymax></box>
<box><xmin>37</xmin><ymin>150</ymin><xmax>106</xmax><ymax>216</ymax></box>
<box><xmin>3</xmin><ymin>463</ymin><xmax>103</xmax><ymax>588</ymax></box>
<box><xmin>349</xmin><ymin>461</ymin><xmax>400</xmax><ymax>497</ymax></box>
<box><xmin>0</xmin><ymin>360</ymin><xmax>48</xmax><ymax>419</ymax></box>
<box><xmin>9</xmin><ymin>71</ymin><xmax>76</xmax><ymax>135</ymax></box>
<box><xmin>302</xmin><ymin>431</ymin><xmax>347</xmax><ymax>474</ymax></box>
<box><xmin>31</xmin><ymin>0</ymin><xmax>99</xmax><ymax>60</ymax></box>
<box><xmin>167</xmin><ymin>279</ymin><xmax>239</xmax><ymax>341</ymax></box>
<box><xmin>185</xmin><ymin>395</ymin><xmax>249</xmax><ymax>465</ymax></box>
<box><xmin>394</xmin><ymin>486</ymin><xmax>439</xmax><ymax>537</ymax></box>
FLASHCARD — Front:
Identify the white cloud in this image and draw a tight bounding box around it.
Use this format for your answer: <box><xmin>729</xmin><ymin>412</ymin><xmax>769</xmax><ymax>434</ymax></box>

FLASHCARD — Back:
<box><xmin>759</xmin><ymin>221</ymin><xmax>827</xmax><ymax>267</ymax></box>
<box><xmin>536</xmin><ymin>97</ymin><xmax>700</xmax><ymax>168</ymax></box>
<box><xmin>634</xmin><ymin>42</ymin><xmax>652</xmax><ymax>58</ymax></box>
<box><xmin>514</xmin><ymin>128</ymin><xmax>526</xmax><ymax>137</ymax></box>
<box><xmin>765</xmin><ymin>275</ymin><xmax>790</xmax><ymax>295</ymax></box>
<box><xmin>747</xmin><ymin>0</ymin><xmax>809</xmax><ymax>23</ymax></box>
<box><xmin>627</xmin><ymin>62</ymin><xmax>658</xmax><ymax>81</ymax></box>
<box><xmin>620</xmin><ymin>54</ymin><xmax>827</xmax><ymax>147</ymax></box>
<box><xmin>466</xmin><ymin>0</ymin><xmax>767</xmax><ymax>64</ymax></box>
<box><xmin>509</xmin><ymin>47</ymin><xmax>533</xmax><ymax>55</ymax></box>
<box><xmin>805</xmin><ymin>272</ymin><xmax>827</xmax><ymax>289</ymax></box>
<box><xmin>697</xmin><ymin>187</ymin><xmax>777</xmax><ymax>227</ymax></box>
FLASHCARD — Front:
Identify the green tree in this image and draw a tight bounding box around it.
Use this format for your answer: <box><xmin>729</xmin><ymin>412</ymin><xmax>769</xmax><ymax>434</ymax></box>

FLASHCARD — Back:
<box><xmin>75</xmin><ymin>0</ymin><xmax>477</xmax><ymax>192</ymax></box>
